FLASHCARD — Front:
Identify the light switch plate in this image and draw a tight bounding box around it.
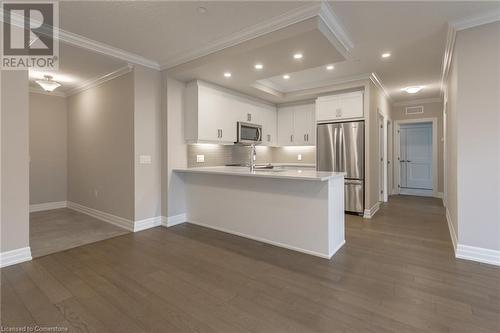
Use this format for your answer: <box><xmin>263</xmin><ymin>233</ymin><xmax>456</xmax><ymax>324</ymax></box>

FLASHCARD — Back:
<box><xmin>196</xmin><ymin>154</ymin><xmax>205</xmax><ymax>163</ymax></box>
<box><xmin>297</xmin><ymin>154</ymin><xmax>302</xmax><ymax>161</ymax></box>
<box><xmin>139</xmin><ymin>155</ymin><xmax>152</xmax><ymax>164</ymax></box>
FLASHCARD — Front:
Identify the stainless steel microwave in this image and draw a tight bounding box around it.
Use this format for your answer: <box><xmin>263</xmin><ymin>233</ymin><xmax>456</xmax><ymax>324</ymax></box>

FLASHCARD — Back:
<box><xmin>236</xmin><ymin>121</ymin><xmax>262</xmax><ymax>145</ymax></box>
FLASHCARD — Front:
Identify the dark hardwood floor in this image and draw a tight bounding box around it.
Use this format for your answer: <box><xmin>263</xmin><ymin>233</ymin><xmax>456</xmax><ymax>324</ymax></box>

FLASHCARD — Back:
<box><xmin>2</xmin><ymin>195</ymin><xmax>499</xmax><ymax>332</ymax></box>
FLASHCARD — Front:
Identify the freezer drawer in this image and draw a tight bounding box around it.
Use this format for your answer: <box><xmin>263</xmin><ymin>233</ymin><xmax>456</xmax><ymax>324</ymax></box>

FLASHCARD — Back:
<box><xmin>345</xmin><ymin>179</ymin><xmax>364</xmax><ymax>214</ymax></box>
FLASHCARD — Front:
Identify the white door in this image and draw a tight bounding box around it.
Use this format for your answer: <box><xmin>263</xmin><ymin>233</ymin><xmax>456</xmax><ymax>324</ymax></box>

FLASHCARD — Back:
<box><xmin>400</xmin><ymin>123</ymin><xmax>433</xmax><ymax>190</ymax></box>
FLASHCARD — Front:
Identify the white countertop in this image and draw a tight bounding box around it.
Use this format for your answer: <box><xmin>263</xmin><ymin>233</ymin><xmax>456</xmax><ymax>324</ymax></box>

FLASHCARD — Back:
<box><xmin>173</xmin><ymin>166</ymin><xmax>344</xmax><ymax>181</ymax></box>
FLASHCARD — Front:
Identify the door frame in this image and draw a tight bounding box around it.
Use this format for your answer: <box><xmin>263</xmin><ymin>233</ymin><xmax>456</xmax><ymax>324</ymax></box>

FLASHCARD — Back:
<box><xmin>394</xmin><ymin>117</ymin><xmax>438</xmax><ymax>198</ymax></box>
<box><xmin>378</xmin><ymin>111</ymin><xmax>388</xmax><ymax>203</ymax></box>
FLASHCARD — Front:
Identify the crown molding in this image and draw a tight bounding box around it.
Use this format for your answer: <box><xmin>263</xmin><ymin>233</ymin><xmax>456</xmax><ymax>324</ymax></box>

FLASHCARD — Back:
<box><xmin>29</xmin><ymin>86</ymin><xmax>67</xmax><ymax>98</ymax></box>
<box><xmin>0</xmin><ymin>9</ymin><xmax>160</xmax><ymax>70</ymax></box>
<box><xmin>57</xmin><ymin>30</ymin><xmax>160</xmax><ymax>70</ymax></box>
<box><xmin>440</xmin><ymin>10</ymin><xmax>500</xmax><ymax>95</ymax></box>
<box><xmin>369</xmin><ymin>72</ymin><xmax>391</xmax><ymax>102</ymax></box>
<box><xmin>161</xmin><ymin>2</ymin><xmax>353</xmax><ymax>69</ymax></box>
<box><xmin>317</xmin><ymin>2</ymin><xmax>353</xmax><ymax>59</ymax></box>
<box><xmin>392</xmin><ymin>97</ymin><xmax>442</xmax><ymax>107</ymax></box>
<box><xmin>451</xmin><ymin>9</ymin><xmax>500</xmax><ymax>31</ymax></box>
<box><xmin>66</xmin><ymin>64</ymin><xmax>133</xmax><ymax>96</ymax></box>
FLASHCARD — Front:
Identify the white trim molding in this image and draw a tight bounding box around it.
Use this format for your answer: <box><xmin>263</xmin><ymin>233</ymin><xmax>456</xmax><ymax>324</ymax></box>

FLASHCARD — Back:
<box><xmin>162</xmin><ymin>214</ymin><xmax>187</xmax><ymax>227</ymax></box>
<box><xmin>317</xmin><ymin>2</ymin><xmax>354</xmax><ymax>59</ymax></box>
<box><xmin>456</xmin><ymin>245</ymin><xmax>500</xmax><ymax>267</ymax></box>
<box><xmin>67</xmin><ymin>201</ymin><xmax>134</xmax><ymax>231</ymax></box>
<box><xmin>369</xmin><ymin>72</ymin><xmax>391</xmax><ymax>102</ymax></box>
<box><xmin>30</xmin><ymin>201</ymin><xmax>67</xmax><ymax>212</ymax></box>
<box><xmin>440</xmin><ymin>10</ymin><xmax>500</xmax><ymax>94</ymax></box>
<box><xmin>392</xmin><ymin>97</ymin><xmax>443</xmax><ymax>107</ymax></box>
<box><xmin>66</xmin><ymin>65</ymin><xmax>133</xmax><ymax>96</ymax></box>
<box><xmin>363</xmin><ymin>202</ymin><xmax>380</xmax><ymax>219</ymax></box>
<box><xmin>134</xmin><ymin>216</ymin><xmax>162</xmax><ymax>232</ymax></box>
<box><xmin>0</xmin><ymin>247</ymin><xmax>32</xmax><ymax>268</ymax></box>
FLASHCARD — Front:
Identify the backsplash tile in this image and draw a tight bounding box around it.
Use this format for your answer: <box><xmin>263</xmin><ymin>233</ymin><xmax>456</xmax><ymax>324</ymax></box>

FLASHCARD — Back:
<box><xmin>187</xmin><ymin>144</ymin><xmax>316</xmax><ymax>168</ymax></box>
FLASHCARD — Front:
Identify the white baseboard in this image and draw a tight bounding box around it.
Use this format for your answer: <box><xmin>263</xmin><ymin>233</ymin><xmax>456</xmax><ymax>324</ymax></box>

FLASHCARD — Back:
<box><xmin>399</xmin><ymin>188</ymin><xmax>434</xmax><ymax>197</ymax></box>
<box><xmin>445</xmin><ymin>207</ymin><xmax>458</xmax><ymax>254</ymax></box>
<box><xmin>0</xmin><ymin>247</ymin><xmax>32</xmax><ymax>268</ymax></box>
<box><xmin>188</xmin><ymin>220</ymin><xmax>335</xmax><ymax>259</ymax></box>
<box><xmin>363</xmin><ymin>202</ymin><xmax>380</xmax><ymax>219</ymax></box>
<box><xmin>67</xmin><ymin>201</ymin><xmax>135</xmax><ymax>231</ymax></box>
<box><xmin>456</xmin><ymin>244</ymin><xmax>500</xmax><ymax>267</ymax></box>
<box><xmin>30</xmin><ymin>201</ymin><xmax>67</xmax><ymax>212</ymax></box>
<box><xmin>134</xmin><ymin>216</ymin><xmax>162</xmax><ymax>232</ymax></box>
<box><xmin>162</xmin><ymin>213</ymin><xmax>187</xmax><ymax>227</ymax></box>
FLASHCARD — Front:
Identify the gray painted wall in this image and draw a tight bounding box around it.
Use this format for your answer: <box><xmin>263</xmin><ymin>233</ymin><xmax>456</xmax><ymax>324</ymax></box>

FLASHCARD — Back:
<box><xmin>1</xmin><ymin>71</ymin><xmax>30</xmax><ymax>252</ymax></box>
<box><xmin>67</xmin><ymin>72</ymin><xmax>135</xmax><ymax>220</ymax></box>
<box><xmin>29</xmin><ymin>93</ymin><xmax>67</xmax><ymax>205</ymax></box>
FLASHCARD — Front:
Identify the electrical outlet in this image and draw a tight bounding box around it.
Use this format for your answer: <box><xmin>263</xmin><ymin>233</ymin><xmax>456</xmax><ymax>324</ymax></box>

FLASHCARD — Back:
<box><xmin>297</xmin><ymin>154</ymin><xmax>302</xmax><ymax>161</ymax></box>
<box><xmin>139</xmin><ymin>155</ymin><xmax>152</xmax><ymax>165</ymax></box>
<box><xmin>196</xmin><ymin>154</ymin><xmax>205</xmax><ymax>163</ymax></box>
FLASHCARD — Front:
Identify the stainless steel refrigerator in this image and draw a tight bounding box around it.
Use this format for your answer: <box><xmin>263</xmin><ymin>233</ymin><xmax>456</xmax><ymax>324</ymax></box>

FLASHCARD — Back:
<box><xmin>317</xmin><ymin>121</ymin><xmax>364</xmax><ymax>214</ymax></box>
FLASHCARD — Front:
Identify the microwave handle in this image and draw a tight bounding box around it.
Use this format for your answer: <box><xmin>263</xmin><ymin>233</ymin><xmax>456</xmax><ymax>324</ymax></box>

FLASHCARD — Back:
<box><xmin>258</xmin><ymin>127</ymin><xmax>262</xmax><ymax>141</ymax></box>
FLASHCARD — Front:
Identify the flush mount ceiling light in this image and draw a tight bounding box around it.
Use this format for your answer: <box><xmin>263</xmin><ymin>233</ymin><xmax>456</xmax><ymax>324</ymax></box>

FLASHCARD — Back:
<box><xmin>326</xmin><ymin>65</ymin><xmax>334</xmax><ymax>70</ymax></box>
<box><xmin>254</xmin><ymin>63</ymin><xmax>263</xmax><ymax>70</ymax></box>
<box><xmin>381</xmin><ymin>52</ymin><xmax>391</xmax><ymax>58</ymax></box>
<box><xmin>402</xmin><ymin>86</ymin><xmax>424</xmax><ymax>94</ymax></box>
<box><xmin>197</xmin><ymin>7</ymin><xmax>207</xmax><ymax>14</ymax></box>
<box><xmin>223</xmin><ymin>72</ymin><xmax>232</xmax><ymax>78</ymax></box>
<box><xmin>35</xmin><ymin>75</ymin><xmax>61</xmax><ymax>92</ymax></box>
<box><xmin>283</xmin><ymin>74</ymin><xmax>290</xmax><ymax>80</ymax></box>
<box><xmin>293</xmin><ymin>53</ymin><xmax>303</xmax><ymax>60</ymax></box>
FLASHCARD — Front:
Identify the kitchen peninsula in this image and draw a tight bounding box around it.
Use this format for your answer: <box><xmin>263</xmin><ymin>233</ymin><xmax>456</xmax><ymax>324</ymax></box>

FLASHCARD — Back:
<box><xmin>173</xmin><ymin>166</ymin><xmax>345</xmax><ymax>259</ymax></box>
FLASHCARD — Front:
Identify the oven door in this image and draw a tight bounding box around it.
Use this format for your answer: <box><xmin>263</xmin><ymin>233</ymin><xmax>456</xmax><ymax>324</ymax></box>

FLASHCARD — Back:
<box><xmin>237</xmin><ymin>122</ymin><xmax>262</xmax><ymax>144</ymax></box>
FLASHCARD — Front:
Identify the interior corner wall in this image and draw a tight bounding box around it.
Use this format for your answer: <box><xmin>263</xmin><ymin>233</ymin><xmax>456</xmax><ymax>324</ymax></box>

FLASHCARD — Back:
<box><xmin>67</xmin><ymin>72</ymin><xmax>135</xmax><ymax>221</ymax></box>
<box><xmin>1</xmin><ymin>70</ymin><xmax>30</xmax><ymax>252</ymax></box>
<box><xmin>133</xmin><ymin>66</ymin><xmax>162</xmax><ymax>221</ymax></box>
<box><xmin>453</xmin><ymin>22</ymin><xmax>500</xmax><ymax>252</ymax></box>
<box><xmin>367</xmin><ymin>81</ymin><xmax>390</xmax><ymax>210</ymax></box>
<box><xmin>165</xmin><ymin>75</ymin><xmax>187</xmax><ymax>218</ymax></box>
<box><xmin>29</xmin><ymin>93</ymin><xmax>67</xmax><ymax>205</ymax></box>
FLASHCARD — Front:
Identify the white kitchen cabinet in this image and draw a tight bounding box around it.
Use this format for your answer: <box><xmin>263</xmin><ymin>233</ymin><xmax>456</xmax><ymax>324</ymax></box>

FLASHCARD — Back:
<box><xmin>185</xmin><ymin>81</ymin><xmax>277</xmax><ymax>145</ymax></box>
<box><xmin>277</xmin><ymin>103</ymin><xmax>315</xmax><ymax>146</ymax></box>
<box><xmin>316</xmin><ymin>91</ymin><xmax>364</xmax><ymax>122</ymax></box>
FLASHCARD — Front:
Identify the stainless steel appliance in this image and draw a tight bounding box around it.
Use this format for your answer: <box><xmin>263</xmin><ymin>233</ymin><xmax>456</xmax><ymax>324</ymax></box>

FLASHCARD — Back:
<box><xmin>317</xmin><ymin>121</ymin><xmax>364</xmax><ymax>214</ymax></box>
<box><xmin>236</xmin><ymin>121</ymin><xmax>262</xmax><ymax>145</ymax></box>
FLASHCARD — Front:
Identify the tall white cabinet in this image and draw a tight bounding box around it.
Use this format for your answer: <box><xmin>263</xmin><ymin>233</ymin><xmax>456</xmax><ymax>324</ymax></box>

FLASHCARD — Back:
<box><xmin>277</xmin><ymin>103</ymin><xmax>315</xmax><ymax>146</ymax></box>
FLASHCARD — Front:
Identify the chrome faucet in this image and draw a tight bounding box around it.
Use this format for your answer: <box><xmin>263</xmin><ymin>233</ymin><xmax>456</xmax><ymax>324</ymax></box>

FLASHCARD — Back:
<box><xmin>249</xmin><ymin>144</ymin><xmax>257</xmax><ymax>172</ymax></box>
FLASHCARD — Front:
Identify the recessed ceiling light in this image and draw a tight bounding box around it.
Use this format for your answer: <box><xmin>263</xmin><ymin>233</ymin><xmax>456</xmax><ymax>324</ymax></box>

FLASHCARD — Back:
<box><xmin>283</xmin><ymin>74</ymin><xmax>290</xmax><ymax>80</ymax></box>
<box><xmin>197</xmin><ymin>7</ymin><xmax>207</xmax><ymax>14</ymax></box>
<box><xmin>254</xmin><ymin>63</ymin><xmax>263</xmax><ymax>70</ymax></box>
<box><xmin>402</xmin><ymin>86</ymin><xmax>424</xmax><ymax>94</ymax></box>
<box><xmin>293</xmin><ymin>53</ymin><xmax>303</xmax><ymax>60</ymax></box>
<box><xmin>326</xmin><ymin>65</ymin><xmax>334</xmax><ymax>70</ymax></box>
<box><xmin>224</xmin><ymin>72</ymin><xmax>231</xmax><ymax>78</ymax></box>
<box><xmin>381</xmin><ymin>52</ymin><xmax>391</xmax><ymax>58</ymax></box>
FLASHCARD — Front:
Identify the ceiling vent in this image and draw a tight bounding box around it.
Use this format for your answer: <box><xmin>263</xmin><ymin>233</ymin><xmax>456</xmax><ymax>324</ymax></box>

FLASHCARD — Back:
<box><xmin>405</xmin><ymin>105</ymin><xmax>424</xmax><ymax>115</ymax></box>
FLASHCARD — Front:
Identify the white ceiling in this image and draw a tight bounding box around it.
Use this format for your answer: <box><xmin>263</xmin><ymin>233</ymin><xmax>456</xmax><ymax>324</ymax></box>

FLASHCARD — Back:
<box><xmin>29</xmin><ymin>43</ymin><xmax>126</xmax><ymax>94</ymax></box>
<box><xmin>50</xmin><ymin>1</ymin><xmax>499</xmax><ymax>102</ymax></box>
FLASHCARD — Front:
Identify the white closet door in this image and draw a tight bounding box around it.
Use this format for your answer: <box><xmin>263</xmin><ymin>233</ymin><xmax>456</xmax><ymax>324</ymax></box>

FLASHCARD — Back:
<box><xmin>400</xmin><ymin>123</ymin><xmax>432</xmax><ymax>189</ymax></box>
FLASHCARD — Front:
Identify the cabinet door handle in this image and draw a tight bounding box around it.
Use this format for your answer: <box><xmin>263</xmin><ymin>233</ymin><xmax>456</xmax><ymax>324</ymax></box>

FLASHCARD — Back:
<box><xmin>304</xmin><ymin>134</ymin><xmax>307</xmax><ymax>141</ymax></box>
<box><xmin>306</xmin><ymin>134</ymin><xmax>309</xmax><ymax>142</ymax></box>
<box><xmin>220</xmin><ymin>129</ymin><xmax>223</xmax><ymax>138</ymax></box>
<box><xmin>336</xmin><ymin>108</ymin><xmax>342</xmax><ymax>117</ymax></box>
<box><xmin>290</xmin><ymin>135</ymin><xmax>293</xmax><ymax>142</ymax></box>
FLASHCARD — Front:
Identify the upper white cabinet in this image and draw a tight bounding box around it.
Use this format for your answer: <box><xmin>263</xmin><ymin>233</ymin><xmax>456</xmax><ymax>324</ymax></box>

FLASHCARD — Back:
<box><xmin>316</xmin><ymin>91</ymin><xmax>364</xmax><ymax>122</ymax></box>
<box><xmin>277</xmin><ymin>103</ymin><xmax>315</xmax><ymax>146</ymax></box>
<box><xmin>185</xmin><ymin>81</ymin><xmax>277</xmax><ymax>145</ymax></box>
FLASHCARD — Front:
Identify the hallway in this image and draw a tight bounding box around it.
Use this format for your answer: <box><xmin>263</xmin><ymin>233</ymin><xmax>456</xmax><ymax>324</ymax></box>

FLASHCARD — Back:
<box><xmin>2</xmin><ymin>196</ymin><xmax>499</xmax><ymax>332</ymax></box>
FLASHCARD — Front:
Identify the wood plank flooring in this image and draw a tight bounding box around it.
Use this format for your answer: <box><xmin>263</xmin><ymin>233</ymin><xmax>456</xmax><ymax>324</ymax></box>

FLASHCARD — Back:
<box><xmin>2</xmin><ymin>195</ymin><xmax>499</xmax><ymax>332</ymax></box>
<box><xmin>30</xmin><ymin>208</ymin><xmax>130</xmax><ymax>258</ymax></box>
